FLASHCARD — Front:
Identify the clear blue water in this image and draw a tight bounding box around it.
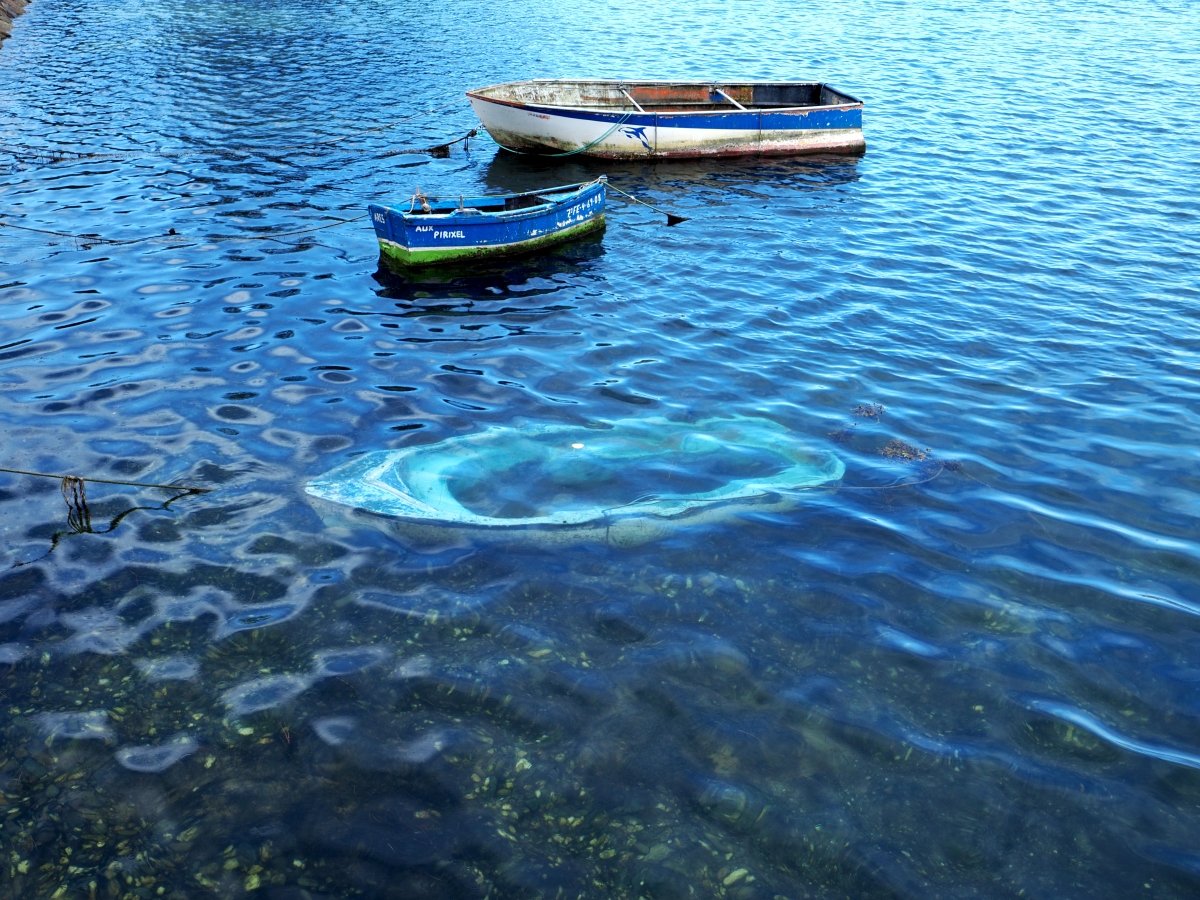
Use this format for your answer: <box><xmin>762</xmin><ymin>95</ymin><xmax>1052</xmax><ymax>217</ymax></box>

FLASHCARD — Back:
<box><xmin>2</xmin><ymin>0</ymin><xmax>1199</xmax><ymax>897</ymax></box>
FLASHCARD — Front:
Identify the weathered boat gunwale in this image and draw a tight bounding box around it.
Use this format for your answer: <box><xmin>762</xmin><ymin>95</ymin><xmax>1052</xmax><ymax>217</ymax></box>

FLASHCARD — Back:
<box><xmin>470</xmin><ymin>94</ymin><xmax>862</xmax><ymax>121</ymax></box>
<box><xmin>467</xmin><ymin>82</ymin><xmax>862</xmax><ymax>115</ymax></box>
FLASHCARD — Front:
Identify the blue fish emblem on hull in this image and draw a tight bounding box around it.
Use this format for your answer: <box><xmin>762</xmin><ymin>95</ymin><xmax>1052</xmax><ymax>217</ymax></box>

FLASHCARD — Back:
<box><xmin>620</xmin><ymin>126</ymin><xmax>652</xmax><ymax>152</ymax></box>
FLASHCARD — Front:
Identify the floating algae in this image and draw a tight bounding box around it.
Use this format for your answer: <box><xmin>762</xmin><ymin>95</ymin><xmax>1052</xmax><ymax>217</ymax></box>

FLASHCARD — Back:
<box><xmin>306</xmin><ymin>415</ymin><xmax>844</xmax><ymax>546</ymax></box>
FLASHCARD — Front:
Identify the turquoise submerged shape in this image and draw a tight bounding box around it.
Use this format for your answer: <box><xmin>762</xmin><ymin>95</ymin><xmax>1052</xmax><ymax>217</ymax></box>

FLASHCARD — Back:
<box><xmin>305</xmin><ymin>416</ymin><xmax>844</xmax><ymax>529</ymax></box>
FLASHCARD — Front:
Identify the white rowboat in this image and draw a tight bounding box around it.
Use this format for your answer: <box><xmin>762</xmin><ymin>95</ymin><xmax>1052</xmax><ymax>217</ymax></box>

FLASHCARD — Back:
<box><xmin>466</xmin><ymin>79</ymin><xmax>865</xmax><ymax>159</ymax></box>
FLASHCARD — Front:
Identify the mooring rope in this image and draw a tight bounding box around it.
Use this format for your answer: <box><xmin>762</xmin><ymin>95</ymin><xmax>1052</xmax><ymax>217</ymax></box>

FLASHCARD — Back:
<box><xmin>602</xmin><ymin>182</ymin><xmax>688</xmax><ymax>225</ymax></box>
<box><xmin>0</xmin><ymin>99</ymin><xmax>476</xmax><ymax>170</ymax></box>
<box><xmin>376</xmin><ymin>128</ymin><xmax>476</xmax><ymax>159</ymax></box>
<box><xmin>10</xmin><ymin>478</ymin><xmax>207</xmax><ymax>568</ymax></box>
<box><xmin>2</xmin><ymin>466</ymin><xmax>211</xmax><ymax>565</ymax></box>
<box><xmin>0</xmin><ymin>212</ymin><xmax>368</xmax><ymax>249</ymax></box>
<box><xmin>312</xmin><ymin>99</ymin><xmax>465</xmax><ymax>147</ymax></box>
<box><xmin>486</xmin><ymin>111</ymin><xmax>634</xmax><ymax>158</ymax></box>
<box><xmin>0</xmin><ymin>129</ymin><xmax>477</xmax><ymax>168</ymax></box>
<box><xmin>0</xmin><ymin>465</ymin><xmax>210</xmax><ymax>493</ymax></box>
<box><xmin>0</xmin><ymin>219</ymin><xmax>180</xmax><ymax>247</ymax></box>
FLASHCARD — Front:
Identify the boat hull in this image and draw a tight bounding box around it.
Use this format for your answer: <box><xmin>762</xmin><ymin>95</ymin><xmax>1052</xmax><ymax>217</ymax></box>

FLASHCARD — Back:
<box><xmin>305</xmin><ymin>416</ymin><xmax>846</xmax><ymax>547</ymax></box>
<box><xmin>466</xmin><ymin>80</ymin><xmax>866</xmax><ymax>159</ymax></box>
<box><xmin>369</xmin><ymin>180</ymin><xmax>606</xmax><ymax>267</ymax></box>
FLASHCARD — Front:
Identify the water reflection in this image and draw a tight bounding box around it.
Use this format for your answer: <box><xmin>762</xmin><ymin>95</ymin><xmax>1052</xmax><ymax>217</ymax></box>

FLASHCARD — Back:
<box><xmin>115</xmin><ymin>735</ymin><xmax>199</xmax><ymax>773</ymax></box>
<box><xmin>371</xmin><ymin>232</ymin><xmax>606</xmax><ymax>304</ymax></box>
<box><xmin>479</xmin><ymin>146</ymin><xmax>863</xmax><ymax>195</ymax></box>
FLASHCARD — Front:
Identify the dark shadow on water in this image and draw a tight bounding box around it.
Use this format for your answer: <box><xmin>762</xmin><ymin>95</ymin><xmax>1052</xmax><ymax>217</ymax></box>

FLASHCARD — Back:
<box><xmin>370</xmin><ymin>230</ymin><xmax>606</xmax><ymax>306</ymax></box>
<box><xmin>479</xmin><ymin>146</ymin><xmax>864</xmax><ymax>195</ymax></box>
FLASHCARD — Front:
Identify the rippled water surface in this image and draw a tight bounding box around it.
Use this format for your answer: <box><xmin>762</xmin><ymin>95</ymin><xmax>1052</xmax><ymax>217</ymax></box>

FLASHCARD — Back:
<box><xmin>2</xmin><ymin>1</ymin><xmax>1200</xmax><ymax>897</ymax></box>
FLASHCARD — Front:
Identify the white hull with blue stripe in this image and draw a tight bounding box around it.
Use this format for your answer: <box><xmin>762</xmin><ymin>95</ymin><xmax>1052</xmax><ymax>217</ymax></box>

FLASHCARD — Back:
<box><xmin>466</xmin><ymin>79</ymin><xmax>865</xmax><ymax>159</ymax></box>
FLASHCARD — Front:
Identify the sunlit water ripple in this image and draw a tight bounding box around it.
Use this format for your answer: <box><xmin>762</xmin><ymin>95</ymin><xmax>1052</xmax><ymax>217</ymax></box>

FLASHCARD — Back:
<box><xmin>1</xmin><ymin>0</ymin><xmax>1199</xmax><ymax>897</ymax></box>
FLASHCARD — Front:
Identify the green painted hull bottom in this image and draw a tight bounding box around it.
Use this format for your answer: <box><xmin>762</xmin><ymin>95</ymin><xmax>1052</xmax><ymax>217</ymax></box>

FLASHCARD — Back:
<box><xmin>379</xmin><ymin>215</ymin><xmax>605</xmax><ymax>268</ymax></box>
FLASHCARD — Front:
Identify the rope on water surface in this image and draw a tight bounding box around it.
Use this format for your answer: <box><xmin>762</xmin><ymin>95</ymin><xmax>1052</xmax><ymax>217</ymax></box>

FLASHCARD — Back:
<box><xmin>0</xmin><ymin>95</ymin><xmax>476</xmax><ymax>168</ymax></box>
<box><xmin>0</xmin><ymin>212</ymin><xmax>368</xmax><ymax>249</ymax></box>
<box><xmin>0</xmin><ymin>118</ymin><xmax>476</xmax><ymax>247</ymax></box>
<box><xmin>602</xmin><ymin>182</ymin><xmax>689</xmax><ymax>225</ymax></box>
<box><xmin>312</xmin><ymin>99</ymin><xmax>466</xmax><ymax>147</ymax></box>
<box><xmin>0</xmin><ymin>467</ymin><xmax>212</xmax><ymax>567</ymax></box>
<box><xmin>376</xmin><ymin>128</ymin><xmax>477</xmax><ymax>159</ymax></box>
<box><xmin>0</xmin><ymin>465</ymin><xmax>211</xmax><ymax>493</ymax></box>
<box><xmin>0</xmin><ymin>218</ymin><xmax>175</xmax><ymax>247</ymax></box>
<box><xmin>230</xmin><ymin>213</ymin><xmax>369</xmax><ymax>242</ymax></box>
<box><xmin>486</xmin><ymin>111</ymin><xmax>635</xmax><ymax>158</ymax></box>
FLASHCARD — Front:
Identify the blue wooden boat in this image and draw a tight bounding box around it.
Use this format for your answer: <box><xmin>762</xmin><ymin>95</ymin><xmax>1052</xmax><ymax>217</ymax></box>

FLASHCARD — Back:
<box><xmin>466</xmin><ymin>80</ymin><xmax>865</xmax><ymax>159</ymax></box>
<box><xmin>368</xmin><ymin>178</ymin><xmax>606</xmax><ymax>267</ymax></box>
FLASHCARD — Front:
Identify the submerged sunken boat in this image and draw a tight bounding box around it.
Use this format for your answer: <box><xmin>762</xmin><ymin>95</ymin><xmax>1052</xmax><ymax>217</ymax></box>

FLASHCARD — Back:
<box><xmin>306</xmin><ymin>416</ymin><xmax>845</xmax><ymax>546</ymax></box>
<box><xmin>466</xmin><ymin>79</ymin><xmax>865</xmax><ymax>159</ymax></box>
<box><xmin>369</xmin><ymin>178</ymin><xmax>606</xmax><ymax>267</ymax></box>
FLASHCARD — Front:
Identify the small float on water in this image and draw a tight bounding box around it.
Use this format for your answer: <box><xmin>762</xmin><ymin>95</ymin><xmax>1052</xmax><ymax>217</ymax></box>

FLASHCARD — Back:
<box><xmin>368</xmin><ymin>178</ymin><xmax>606</xmax><ymax>267</ymax></box>
<box><xmin>305</xmin><ymin>416</ymin><xmax>845</xmax><ymax>546</ymax></box>
<box><xmin>466</xmin><ymin>79</ymin><xmax>865</xmax><ymax>159</ymax></box>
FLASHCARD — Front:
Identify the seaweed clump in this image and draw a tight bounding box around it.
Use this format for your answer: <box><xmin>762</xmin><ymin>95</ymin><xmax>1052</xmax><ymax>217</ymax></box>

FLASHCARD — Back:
<box><xmin>853</xmin><ymin>402</ymin><xmax>885</xmax><ymax>420</ymax></box>
<box><xmin>881</xmin><ymin>439</ymin><xmax>928</xmax><ymax>462</ymax></box>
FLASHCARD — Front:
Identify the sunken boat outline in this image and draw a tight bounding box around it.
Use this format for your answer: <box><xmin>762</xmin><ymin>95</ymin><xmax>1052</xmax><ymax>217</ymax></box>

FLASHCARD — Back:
<box><xmin>305</xmin><ymin>416</ymin><xmax>845</xmax><ymax>545</ymax></box>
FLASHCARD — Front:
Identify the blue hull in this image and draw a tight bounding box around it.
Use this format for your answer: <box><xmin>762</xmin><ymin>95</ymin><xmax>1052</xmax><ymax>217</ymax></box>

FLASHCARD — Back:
<box><xmin>369</xmin><ymin>179</ymin><xmax>606</xmax><ymax>267</ymax></box>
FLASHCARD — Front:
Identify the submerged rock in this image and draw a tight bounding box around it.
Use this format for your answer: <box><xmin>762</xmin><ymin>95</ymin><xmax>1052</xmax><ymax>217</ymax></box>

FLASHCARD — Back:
<box><xmin>0</xmin><ymin>1</ymin><xmax>29</xmax><ymax>43</ymax></box>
